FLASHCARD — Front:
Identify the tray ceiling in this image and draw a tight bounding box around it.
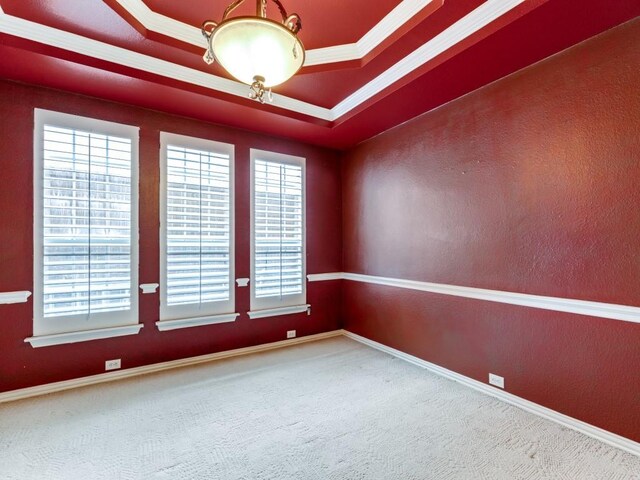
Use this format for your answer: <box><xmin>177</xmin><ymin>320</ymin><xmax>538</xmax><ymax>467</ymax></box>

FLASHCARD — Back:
<box><xmin>0</xmin><ymin>0</ymin><xmax>638</xmax><ymax>148</ymax></box>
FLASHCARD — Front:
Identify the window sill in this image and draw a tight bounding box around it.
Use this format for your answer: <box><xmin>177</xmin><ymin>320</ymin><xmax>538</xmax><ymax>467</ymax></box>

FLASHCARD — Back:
<box><xmin>25</xmin><ymin>324</ymin><xmax>143</xmax><ymax>348</ymax></box>
<box><xmin>248</xmin><ymin>304</ymin><xmax>310</xmax><ymax>320</ymax></box>
<box><xmin>156</xmin><ymin>313</ymin><xmax>239</xmax><ymax>331</ymax></box>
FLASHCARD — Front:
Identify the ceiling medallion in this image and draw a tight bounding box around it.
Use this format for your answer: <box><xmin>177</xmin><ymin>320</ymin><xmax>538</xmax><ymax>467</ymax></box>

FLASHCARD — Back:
<box><xmin>202</xmin><ymin>0</ymin><xmax>304</xmax><ymax>103</ymax></box>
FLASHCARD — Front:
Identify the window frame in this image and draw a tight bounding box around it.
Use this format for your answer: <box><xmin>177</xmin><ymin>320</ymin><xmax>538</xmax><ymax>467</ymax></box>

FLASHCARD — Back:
<box><xmin>32</xmin><ymin>109</ymin><xmax>140</xmax><ymax>339</ymax></box>
<box><xmin>250</xmin><ymin>148</ymin><xmax>306</xmax><ymax>313</ymax></box>
<box><xmin>159</xmin><ymin>132</ymin><xmax>236</xmax><ymax>325</ymax></box>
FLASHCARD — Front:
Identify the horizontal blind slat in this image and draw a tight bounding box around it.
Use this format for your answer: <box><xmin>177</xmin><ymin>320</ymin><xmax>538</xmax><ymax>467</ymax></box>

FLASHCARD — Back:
<box><xmin>165</xmin><ymin>144</ymin><xmax>231</xmax><ymax>307</ymax></box>
<box><xmin>253</xmin><ymin>159</ymin><xmax>303</xmax><ymax>300</ymax></box>
<box><xmin>41</xmin><ymin>124</ymin><xmax>133</xmax><ymax>319</ymax></box>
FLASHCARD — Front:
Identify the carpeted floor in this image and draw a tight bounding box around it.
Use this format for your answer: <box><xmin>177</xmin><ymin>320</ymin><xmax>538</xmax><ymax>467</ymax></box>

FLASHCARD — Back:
<box><xmin>0</xmin><ymin>337</ymin><xmax>638</xmax><ymax>479</ymax></box>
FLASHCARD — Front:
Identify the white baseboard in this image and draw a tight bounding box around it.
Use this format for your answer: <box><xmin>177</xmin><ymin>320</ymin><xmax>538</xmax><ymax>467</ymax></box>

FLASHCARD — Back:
<box><xmin>0</xmin><ymin>330</ymin><xmax>342</xmax><ymax>404</ymax></box>
<box><xmin>342</xmin><ymin>330</ymin><xmax>640</xmax><ymax>457</ymax></box>
<box><xmin>3</xmin><ymin>327</ymin><xmax>638</xmax><ymax>459</ymax></box>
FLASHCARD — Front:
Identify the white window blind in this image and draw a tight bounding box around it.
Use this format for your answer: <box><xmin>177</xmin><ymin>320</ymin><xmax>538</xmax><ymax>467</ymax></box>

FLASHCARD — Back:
<box><xmin>251</xmin><ymin>150</ymin><xmax>306</xmax><ymax>311</ymax></box>
<box><xmin>160</xmin><ymin>133</ymin><xmax>234</xmax><ymax>322</ymax></box>
<box><xmin>33</xmin><ymin>110</ymin><xmax>139</xmax><ymax>337</ymax></box>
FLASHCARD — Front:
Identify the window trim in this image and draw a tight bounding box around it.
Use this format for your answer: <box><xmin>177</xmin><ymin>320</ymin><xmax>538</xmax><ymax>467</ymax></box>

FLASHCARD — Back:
<box><xmin>250</xmin><ymin>149</ymin><xmax>306</xmax><ymax>312</ymax></box>
<box><xmin>32</xmin><ymin>109</ymin><xmax>140</xmax><ymax>341</ymax></box>
<box><xmin>159</xmin><ymin>132</ymin><xmax>236</xmax><ymax>326</ymax></box>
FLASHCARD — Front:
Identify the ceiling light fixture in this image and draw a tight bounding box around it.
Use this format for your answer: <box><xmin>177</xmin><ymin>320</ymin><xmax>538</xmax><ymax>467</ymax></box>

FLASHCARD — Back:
<box><xmin>202</xmin><ymin>0</ymin><xmax>304</xmax><ymax>104</ymax></box>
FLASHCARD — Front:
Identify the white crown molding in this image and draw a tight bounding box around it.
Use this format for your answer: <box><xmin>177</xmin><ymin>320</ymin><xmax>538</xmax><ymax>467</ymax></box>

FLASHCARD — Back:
<box><xmin>0</xmin><ymin>291</ymin><xmax>31</xmax><ymax>304</ymax></box>
<box><xmin>0</xmin><ymin>11</ymin><xmax>333</xmax><ymax>120</ymax></box>
<box><xmin>113</xmin><ymin>0</ymin><xmax>438</xmax><ymax>67</ymax></box>
<box><xmin>0</xmin><ymin>0</ymin><xmax>526</xmax><ymax>122</ymax></box>
<box><xmin>304</xmin><ymin>44</ymin><xmax>360</xmax><ymax>67</ymax></box>
<box><xmin>25</xmin><ymin>324</ymin><xmax>143</xmax><ymax>348</ymax></box>
<box><xmin>156</xmin><ymin>313</ymin><xmax>239</xmax><ymax>331</ymax></box>
<box><xmin>332</xmin><ymin>0</ymin><xmax>527</xmax><ymax>118</ymax></box>
<box><xmin>307</xmin><ymin>272</ymin><xmax>640</xmax><ymax>324</ymax></box>
<box><xmin>236</xmin><ymin>278</ymin><xmax>250</xmax><ymax>287</ymax></box>
<box><xmin>1</xmin><ymin>330</ymin><xmax>343</xmax><ymax>404</ymax></box>
<box><xmin>343</xmin><ymin>330</ymin><xmax>640</xmax><ymax>457</ymax></box>
<box><xmin>115</xmin><ymin>0</ymin><xmax>205</xmax><ymax>48</ymax></box>
<box><xmin>356</xmin><ymin>0</ymin><xmax>435</xmax><ymax>59</ymax></box>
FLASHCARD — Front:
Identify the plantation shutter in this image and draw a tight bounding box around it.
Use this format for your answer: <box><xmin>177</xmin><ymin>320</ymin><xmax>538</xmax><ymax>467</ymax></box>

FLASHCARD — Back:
<box><xmin>162</xmin><ymin>139</ymin><xmax>232</xmax><ymax>319</ymax></box>
<box><xmin>253</xmin><ymin>158</ymin><xmax>304</xmax><ymax>302</ymax></box>
<box><xmin>41</xmin><ymin>124</ymin><xmax>134</xmax><ymax>319</ymax></box>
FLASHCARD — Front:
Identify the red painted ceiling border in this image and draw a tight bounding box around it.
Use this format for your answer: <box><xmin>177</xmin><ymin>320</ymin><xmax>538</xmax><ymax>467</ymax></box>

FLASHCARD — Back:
<box><xmin>102</xmin><ymin>0</ymin><xmax>205</xmax><ymax>55</ymax></box>
<box><xmin>332</xmin><ymin>0</ymin><xmax>552</xmax><ymax>127</ymax></box>
<box><xmin>0</xmin><ymin>33</ymin><xmax>333</xmax><ymax>127</ymax></box>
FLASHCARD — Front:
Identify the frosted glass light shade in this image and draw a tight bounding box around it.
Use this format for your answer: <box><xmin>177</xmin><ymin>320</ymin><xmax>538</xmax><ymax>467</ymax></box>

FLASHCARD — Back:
<box><xmin>211</xmin><ymin>18</ymin><xmax>304</xmax><ymax>88</ymax></box>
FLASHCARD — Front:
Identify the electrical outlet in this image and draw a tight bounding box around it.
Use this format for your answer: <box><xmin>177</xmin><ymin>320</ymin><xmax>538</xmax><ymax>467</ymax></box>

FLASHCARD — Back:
<box><xmin>105</xmin><ymin>359</ymin><xmax>121</xmax><ymax>371</ymax></box>
<box><xmin>287</xmin><ymin>330</ymin><xmax>296</xmax><ymax>339</ymax></box>
<box><xmin>489</xmin><ymin>373</ymin><xmax>504</xmax><ymax>389</ymax></box>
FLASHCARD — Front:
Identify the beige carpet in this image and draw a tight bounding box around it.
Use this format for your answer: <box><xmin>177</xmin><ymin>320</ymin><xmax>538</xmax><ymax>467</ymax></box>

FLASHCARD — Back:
<box><xmin>0</xmin><ymin>337</ymin><xmax>638</xmax><ymax>479</ymax></box>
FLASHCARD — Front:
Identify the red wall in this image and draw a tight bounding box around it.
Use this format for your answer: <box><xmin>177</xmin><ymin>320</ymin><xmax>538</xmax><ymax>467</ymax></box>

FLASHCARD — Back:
<box><xmin>1</xmin><ymin>16</ymin><xmax>638</xmax><ymax>447</ymax></box>
<box><xmin>0</xmin><ymin>80</ymin><xmax>342</xmax><ymax>393</ymax></box>
<box><xmin>341</xmin><ymin>19</ymin><xmax>640</xmax><ymax>442</ymax></box>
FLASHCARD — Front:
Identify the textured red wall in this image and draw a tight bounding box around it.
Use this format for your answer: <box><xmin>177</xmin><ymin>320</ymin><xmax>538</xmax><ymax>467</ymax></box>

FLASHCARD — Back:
<box><xmin>341</xmin><ymin>19</ymin><xmax>640</xmax><ymax>442</ymax></box>
<box><xmin>0</xmin><ymin>80</ymin><xmax>342</xmax><ymax>392</ymax></box>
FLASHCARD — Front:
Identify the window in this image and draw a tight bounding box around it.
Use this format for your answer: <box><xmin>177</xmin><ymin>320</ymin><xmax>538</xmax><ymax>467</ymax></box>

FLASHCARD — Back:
<box><xmin>32</xmin><ymin>109</ymin><xmax>139</xmax><ymax>342</ymax></box>
<box><xmin>250</xmin><ymin>149</ymin><xmax>306</xmax><ymax>315</ymax></box>
<box><xmin>159</xmin><ymin>133</ymin><xmax>235</xmax><ymax>328</ymax></box>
